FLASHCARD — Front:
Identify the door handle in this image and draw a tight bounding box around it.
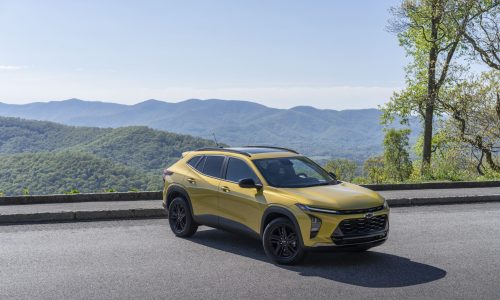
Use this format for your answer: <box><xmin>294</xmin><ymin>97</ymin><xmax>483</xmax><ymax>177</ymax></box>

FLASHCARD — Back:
<box><xmin>187</xmin><ymin>177</ymin><xmax>196</xmax><ymax>184</ymax></box>
<box><xmin>221</xmin><ymin>186</ymin><xmax>230</xmax><ymax>192</ymax></box>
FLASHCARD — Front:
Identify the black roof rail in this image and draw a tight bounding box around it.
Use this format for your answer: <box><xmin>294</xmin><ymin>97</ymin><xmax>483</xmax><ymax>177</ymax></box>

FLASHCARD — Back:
<box><xmin>244</xmin><ymin>145</ymin><xmax>299</xmax><ymax>154</ymax></box>
<box><xmin>195</xmin><ymin>147</ymin><xmax>252</xmax><ymax>157</ymax></box>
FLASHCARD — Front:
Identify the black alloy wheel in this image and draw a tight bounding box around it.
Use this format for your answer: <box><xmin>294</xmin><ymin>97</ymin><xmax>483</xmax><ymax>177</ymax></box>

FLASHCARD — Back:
<box><xmin>270</xmin><ymin>224</ymin><xmax>298</xmax><ymax>258</ymax></box>
<box><xmin>170</xmin><ymin>202</ymin><xmax>186</xmax><ymax>233</ymax></box>
<box><xmin>168</xmin><ymin>197</ymin><xmax>198</xmax><ymax>237</ymax></box>
<box><xmin>263</xmin><ymin>217</ymin><xmax>305</xmax><ymax>265</ymax></box>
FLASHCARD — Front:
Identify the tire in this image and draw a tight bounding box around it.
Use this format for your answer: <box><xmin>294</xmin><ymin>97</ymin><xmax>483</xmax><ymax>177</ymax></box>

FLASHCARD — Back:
<box><xmin>262</xmin><ymin>217</ymin><xmax>306</xmax><ymax>265</ymax></box>
<box><xmin>168</xmin><ymin>197</ymin><xmax>198</xmax><ymax>237</ymax></box>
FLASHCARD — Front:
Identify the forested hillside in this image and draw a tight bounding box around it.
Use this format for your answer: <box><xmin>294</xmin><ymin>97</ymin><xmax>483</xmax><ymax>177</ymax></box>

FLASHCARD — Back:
<box><xmin>74</xmin><ymin>126</ymin><xmax>216</xmax><ymax>172</ymax></box>
<box><xmin>0</xmin><ymin>116</ymin><xmax>217</xmax><ymax>195</ymax></box>
<box><xmin>0</xmin><ymin>152</ymin><xmax>161</xmax><ymax>195</ymax></box>
<box><xmin>0</xmin><ymin>116</ymin><xmax>109</xmax><ymax>153</ymax></box>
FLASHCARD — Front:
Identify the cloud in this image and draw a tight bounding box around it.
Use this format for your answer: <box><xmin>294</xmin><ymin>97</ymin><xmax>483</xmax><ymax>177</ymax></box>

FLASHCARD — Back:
<box><xmin>0</xmin><ymin>65</ymin><xmax>26</xmax><ymax>70</ymax></box>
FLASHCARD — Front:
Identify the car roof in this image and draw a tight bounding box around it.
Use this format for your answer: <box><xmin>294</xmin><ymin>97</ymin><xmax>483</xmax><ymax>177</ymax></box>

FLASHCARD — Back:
<box><xmin>192</xmin><ymin>146</ymin><xmax>299</xmax><ymax>158</ymax></box>
<box><xmin>228</xmin><ymin>147</ymin><xmax>294</xmax><ymax>154</ymax></box>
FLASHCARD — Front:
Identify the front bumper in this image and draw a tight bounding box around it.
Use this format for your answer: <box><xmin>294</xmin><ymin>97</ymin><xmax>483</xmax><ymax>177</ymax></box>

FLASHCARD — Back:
<box><xmin>292</xmin><ymin>205</ymin><xmax>390</xmax><ymax>249</ymax></box>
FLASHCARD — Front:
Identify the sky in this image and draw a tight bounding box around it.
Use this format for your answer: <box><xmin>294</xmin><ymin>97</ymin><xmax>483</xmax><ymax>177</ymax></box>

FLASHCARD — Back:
<box><xmin>0</xmin><ymin>0</ymin><xmax>406</xmax><ymax>110</ymax></box>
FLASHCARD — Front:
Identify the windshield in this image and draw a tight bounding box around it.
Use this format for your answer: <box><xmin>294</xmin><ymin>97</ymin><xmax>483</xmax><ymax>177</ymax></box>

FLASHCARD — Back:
<box><xmin>253</xmin><ymin>156</ymin><xmax>336</xmax><ymax>188</ymax></box>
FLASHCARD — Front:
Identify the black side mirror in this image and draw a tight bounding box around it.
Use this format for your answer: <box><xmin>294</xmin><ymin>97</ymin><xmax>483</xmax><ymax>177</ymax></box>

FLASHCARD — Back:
<box><xmin>238</xmin><ymin>178</ymin><xmax>263</xmax><ymax>189</ymax></box>
<box><xmin>329</xmin><ymin>172</ymin><xmax>337</xmax><ymax>181</ymax></box>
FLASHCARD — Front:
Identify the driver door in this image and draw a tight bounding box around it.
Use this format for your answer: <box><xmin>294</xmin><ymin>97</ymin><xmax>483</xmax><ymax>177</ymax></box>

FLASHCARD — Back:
<box><xmin>217</xmin><ymin>157</ymin><xmax>266</xmax><ymax>234</ymax></box>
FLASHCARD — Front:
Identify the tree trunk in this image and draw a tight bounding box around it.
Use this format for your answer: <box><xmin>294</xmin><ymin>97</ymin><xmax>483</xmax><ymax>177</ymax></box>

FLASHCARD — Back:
<box><xmin>421</xmin><ymin>4</ymin><xmax>440</xmax><ymax>176</ymax></box>
<box><xmin>422</xmin><ymin>100</ymin><xmax>435</xmax><ymax>174</ymax></box>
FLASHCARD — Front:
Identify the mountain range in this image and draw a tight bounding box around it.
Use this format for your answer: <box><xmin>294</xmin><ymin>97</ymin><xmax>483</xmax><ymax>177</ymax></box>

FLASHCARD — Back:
<box><xmin>0</xmin><ymin>98</ymin><xmax>420</xmax><ymax>161</ymax></box>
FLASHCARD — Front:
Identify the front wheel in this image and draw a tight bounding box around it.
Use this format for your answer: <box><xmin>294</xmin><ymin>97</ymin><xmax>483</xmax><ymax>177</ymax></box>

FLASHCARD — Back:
<box><xmin>168</xmin><ymin>197</ymin><xmax>198</xmax><ymax>237</ymax></box>
<box><xmin>262</xmin><ymin>217</ymin><xmax>306</xmax><ymax>265</ymax></box>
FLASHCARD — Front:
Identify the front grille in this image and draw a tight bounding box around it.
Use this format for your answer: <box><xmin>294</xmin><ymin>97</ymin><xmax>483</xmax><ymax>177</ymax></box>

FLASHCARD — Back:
<box><xmin>338</xmin><ymin>215</ymin><xmax>387</xmax><ymax>236</ymax></box>
<box><xmin>335</xmin><ymin>205</ymin><xmax>384</xmax><ymax>215</ymax></box>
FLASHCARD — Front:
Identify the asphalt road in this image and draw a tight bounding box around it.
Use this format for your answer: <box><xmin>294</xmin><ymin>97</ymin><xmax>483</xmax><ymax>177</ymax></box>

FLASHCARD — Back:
<box><xmin>379</xmin><ymin>187</ymin><xmax>500</xmax><ymax>199</ymax></box>
<box><xmin>1</xmin><ymin>203</ymin><xmax>499</xmax><ymax>300</ymax></box>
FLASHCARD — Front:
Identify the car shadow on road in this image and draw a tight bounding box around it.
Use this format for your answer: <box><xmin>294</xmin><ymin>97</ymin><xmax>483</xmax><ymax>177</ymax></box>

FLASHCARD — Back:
<box><xmin>189</xmin><ymin>228</ymin><xmax>447</xmax><ymax>288</ymax></box>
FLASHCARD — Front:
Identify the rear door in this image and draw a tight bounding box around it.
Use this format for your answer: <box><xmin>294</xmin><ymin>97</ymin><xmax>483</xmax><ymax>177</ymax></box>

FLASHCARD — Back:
<box><xmin>184</xmin><ymin>155</ymin><xmax>224</xmax><ymax>220</ymax></box>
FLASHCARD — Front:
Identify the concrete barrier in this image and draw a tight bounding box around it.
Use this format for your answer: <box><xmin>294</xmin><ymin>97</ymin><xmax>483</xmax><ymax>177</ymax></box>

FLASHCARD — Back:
<box><xmin>0</xmin><ymin>208</ymin><xmax>167</xmax><ymax>224</ymax></box>
<box><xmin>0</xmin><ymin>191</ymin><xmax>162</xmax><ymax>205</ymax></box>
<box><xmin>362</xmin><ymin>180</ymin><xmax>500</xmax><ymax>191</ymax></box>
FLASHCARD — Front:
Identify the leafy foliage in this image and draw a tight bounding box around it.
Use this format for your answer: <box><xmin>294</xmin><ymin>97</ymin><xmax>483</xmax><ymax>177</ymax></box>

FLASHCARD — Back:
<box><xmin>383</xmin><ymin>129</ymin><xmax>413</xmax><ymax>182</ymax></box>
<box><xmin>439</xmin><ymin>70</ymin><xmax>500</xmax><ymax>172</ymax></box>
<box><xmin>324</xmin><ymin>159</ymin><xmax>357</xmax><ymax>182</ymax></box>
<box><xmin>363</xmin><ymin>156</ymin><xmax>386</xmax><ymax>184</ymax></box>
<box><xmin>384</xmin><ymin>0</ymin><xmax>497</xmax><ymax>173</ymax></box>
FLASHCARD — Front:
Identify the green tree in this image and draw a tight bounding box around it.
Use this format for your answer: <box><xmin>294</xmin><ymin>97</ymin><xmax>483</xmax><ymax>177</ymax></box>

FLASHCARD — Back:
<box><xmin>324</xmin><ymin>159</ymin><xmax>357</xmax><ymax>182</ymax></box>
<box><xmin>363</xmin><ymin>156</ymin><xmax>386</xmax><ymax>184</ymax></box>
<box><xmin>462</xmin><ymin>3</ymin><xmax>500</xmax><ymax>70</ymax></box>
<box><xmin>439</xmin><ymin>70</ymin><xmax>500</xmax><ymax>172</ymax></box>
<box><xmin>413</xmin><ymin>130</ymin><xmax>475</xmax><ymax>180</ymax></box>
<box><xmin>383</xmin><ymin>0</ymin><xmax>496</xmax><ymax>174</ymax></box>
<box><xmin>384</xmin><ymin>129</ymin><xmax>413</xmax><ymax>182</ymax></box>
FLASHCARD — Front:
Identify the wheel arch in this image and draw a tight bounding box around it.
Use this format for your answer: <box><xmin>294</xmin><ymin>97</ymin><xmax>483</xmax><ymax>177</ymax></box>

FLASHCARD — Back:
<box><xmin>261</xmin><ymin>206</ymin><xmax>304</xmax><ymax>245</ymax></box>
<box><xmin>166</xmin><ymin>184</ymin><xmax>194</xmax><ymax>215</ymax></box>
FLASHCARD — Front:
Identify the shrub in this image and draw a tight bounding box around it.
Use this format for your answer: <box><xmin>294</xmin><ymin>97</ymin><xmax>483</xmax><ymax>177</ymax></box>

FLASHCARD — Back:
<box><xmin>324</xmin><ymin>159</ymin><xmax>357</xmax><ymax>182</ymax></box>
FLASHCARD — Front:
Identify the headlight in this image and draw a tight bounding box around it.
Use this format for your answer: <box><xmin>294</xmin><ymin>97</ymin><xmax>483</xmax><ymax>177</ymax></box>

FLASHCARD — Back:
<box><xmin>296</xmin><ymin>204</ymin><xmax>323</xmax><ymax>238</ymax></box>
<box><xmin>295</xmin><ymin>203</ymin><xmax>342</xmax><ymax>214</ymax></box>
<box><xmin>383</xmin><ymin>199</ymin><xmax>389</xmax><ymax>209</ymax></box>
<box><xmin>310</xmin><ymin>216</ymin><xmax>322</xmax><ymax>238</ymax></box>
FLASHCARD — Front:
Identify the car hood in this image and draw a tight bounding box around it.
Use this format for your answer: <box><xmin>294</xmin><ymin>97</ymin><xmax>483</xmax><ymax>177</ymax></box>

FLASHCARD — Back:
<box><xmin>281</xmin><ymin>182</ymin><xmax>384</xmax><ymax>210</ymax></box>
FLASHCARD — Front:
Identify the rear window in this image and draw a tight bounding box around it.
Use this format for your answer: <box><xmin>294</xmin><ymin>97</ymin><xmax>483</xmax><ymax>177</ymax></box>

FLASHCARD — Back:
<box><xmin>202</xmin><ymin>156</ymin><xmax>225</xmax><ymax>178</ymax></box>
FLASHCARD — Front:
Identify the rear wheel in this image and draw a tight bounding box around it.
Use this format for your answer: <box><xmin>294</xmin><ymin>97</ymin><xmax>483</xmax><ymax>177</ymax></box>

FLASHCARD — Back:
<box><xmin>168</xmin><ymin>197</ymin><xmax>198</xmax><ymax>237</ymax></box>
<box><xmin>263</xmin><ymin>217</ymin><xmax>306</xmax><ymax>265</ymax></box>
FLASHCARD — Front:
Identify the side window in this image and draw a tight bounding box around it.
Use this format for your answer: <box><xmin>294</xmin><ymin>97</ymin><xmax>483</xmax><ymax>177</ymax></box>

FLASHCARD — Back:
<box><xmin>202</xmin><ymin>156</ymin><xmax>225</xmax><ymax>178</ymax></box>
<box><xmin>187</xmin><ymin>156</ymin><xmax>202</xmax><ymax>168</ymax></box>
<box><xmin>225</xmin><ymin>158</ymin><xmax>260</xmax><ymax>183</ymax></box>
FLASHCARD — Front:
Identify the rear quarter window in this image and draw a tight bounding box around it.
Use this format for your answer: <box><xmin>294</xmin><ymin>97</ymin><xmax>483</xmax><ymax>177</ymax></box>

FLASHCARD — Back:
<box><xmin>194</xmin><ymin>156</ymin><xmax>206</xmax><ymax>172</ymax></box>
<box><xmin>187</xmin><ymin>156</ymin><xmax>202</xmax><ymax>168</ymax></box>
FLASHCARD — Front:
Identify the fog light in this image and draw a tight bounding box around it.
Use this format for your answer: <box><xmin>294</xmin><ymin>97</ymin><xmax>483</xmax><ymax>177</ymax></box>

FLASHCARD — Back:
<box><xmin>310</xmin><ymin>216</ymin><xmax>322</xmax><ymax>238</ymax></box>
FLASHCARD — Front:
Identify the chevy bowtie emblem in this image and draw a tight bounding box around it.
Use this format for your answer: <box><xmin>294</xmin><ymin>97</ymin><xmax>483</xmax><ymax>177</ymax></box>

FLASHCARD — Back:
<box><xmin>365</xmin><ymin>212</ymin><xmax>374</xmax><ymax>219</ymax></box>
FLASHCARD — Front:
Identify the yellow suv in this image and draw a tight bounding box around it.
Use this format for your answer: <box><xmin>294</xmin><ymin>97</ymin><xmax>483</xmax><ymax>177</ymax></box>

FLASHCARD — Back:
<box><xmin>162</xmin><ymin>146</ymin><xmax>389</xmax><ymax>265</ymax></box>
